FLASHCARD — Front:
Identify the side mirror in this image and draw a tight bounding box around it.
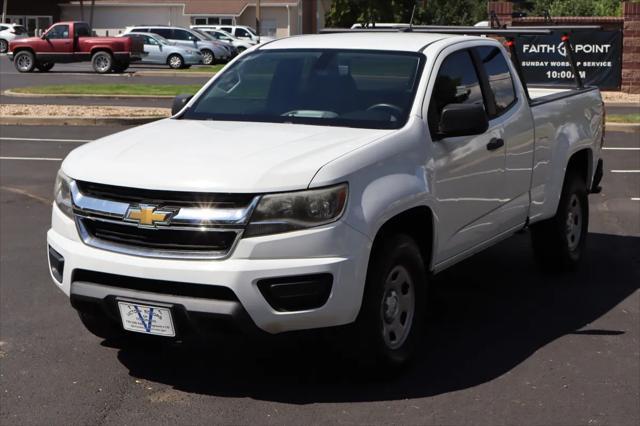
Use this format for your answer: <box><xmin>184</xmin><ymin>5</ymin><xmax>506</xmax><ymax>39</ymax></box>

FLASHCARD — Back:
<box><xmin>172</xmin><ymin>94</ymin><xmax>193</xmax><ymax>115</ymax></box>
<box><xmin>438</xmin><ymin>104</ymin><xmax>488</xmax><ymax>138</ymax></box>
<box><xmin>192</xmin><ymin>39</ymin><xmax>198</xmax><ymax>47</ymax></box>
<box><xmin>41</xmin><ymin>34</ymin><xmax>49</xmax><ymax>40</ymax></box>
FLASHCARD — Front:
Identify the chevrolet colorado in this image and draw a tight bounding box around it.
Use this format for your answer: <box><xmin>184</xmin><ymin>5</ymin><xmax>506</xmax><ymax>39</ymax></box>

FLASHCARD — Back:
<box><xmin>9</xmin><ymin>21</ymin><xmax>144</xmax><ymax>73</ymax></box>
<box><xmin>47</xmin><ymin>28</ymin><xmax>604</xmax><ymax>366</ymax></box>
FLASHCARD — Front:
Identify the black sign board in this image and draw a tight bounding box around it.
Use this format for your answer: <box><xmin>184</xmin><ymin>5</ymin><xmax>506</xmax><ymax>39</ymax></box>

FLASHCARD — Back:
<box><xmin>515</xmin><ymin>31</ymin><xmax>622</xmax><ymax>89</ymax></box>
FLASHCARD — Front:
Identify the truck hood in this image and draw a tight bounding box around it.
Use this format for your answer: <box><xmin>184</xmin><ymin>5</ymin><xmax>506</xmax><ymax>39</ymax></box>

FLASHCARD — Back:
<box><xmin>63</xmin><ymin>118</ymin><xmax>392</xmax><ymax>193</ymax></box>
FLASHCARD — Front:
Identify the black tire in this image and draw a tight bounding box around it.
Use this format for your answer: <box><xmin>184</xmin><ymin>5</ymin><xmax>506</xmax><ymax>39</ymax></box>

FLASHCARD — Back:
<box><xmin>0</xmin><ymin>39</ymin><xmax>8</xmax><ymax>54</ymax></box>
<box><xmin>351</xmin><ymin>233</ymin><xmax>426</xmax><ymax>368</ymax></box>
<box><xmin>78</xmin><ymin>312</ymin><xmax>123</xmax><ymax>340</ymax></box>
<box><xmin>111</xmin><ymin>60</ymin><xmax>129</xmax><ymax>73</ymax></box>
<box><xmin>91</xmin><ymin>51</ymin><xmax>113</xmax><ymax>74</ymax></box>
<box><xmin>201</xmin><ymin>49</ymin><xmax>214</xmax><ymax>65</ymax></box>
<box><xmin>531</xmin><ymin>171</ymin><xmax>589</xmax><ymax>271</ymax></box>
<box><xmin>167</xmin><ymin>53</ymin><xmax>184</xmax><ymax>69</ymax></box>
<box><xmin>14</xmin><ymin>50</ymin><xmax>35</xmax><ymax>73</ymax></box>
<box><xmin>36</xmin><ymin>62</ymin><xmax>54</xmax><ymax>72</ymax></box>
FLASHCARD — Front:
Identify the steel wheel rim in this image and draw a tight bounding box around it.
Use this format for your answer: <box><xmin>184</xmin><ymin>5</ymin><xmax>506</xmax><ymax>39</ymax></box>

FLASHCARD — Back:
<box><xmin>169</xmin><ymin>55</ymin><xmax>182</xmax><ymax>68</ymax></box>
<box><xmin>95</xmin><ymin>55</ymin><xmax>110</xmax><ymax>72</ymax></box>
<box><xmin>16</xmin><ymin>54</ymin><xmax>32</xmax><ymax>71</ymax></box>
<box><xmin>566</xmin><ymin>194</ymin><xmax>582</xmax><ymax>251</ymax></box>
<box><xmin>380</xmin><ymin>264</ymin><xmax>415</xmax><ymax>350</ymax></box>
<box><xmin>202</xmin><ymin>51</ymin><xmax>213</xmax><ymax>64</ymax></box>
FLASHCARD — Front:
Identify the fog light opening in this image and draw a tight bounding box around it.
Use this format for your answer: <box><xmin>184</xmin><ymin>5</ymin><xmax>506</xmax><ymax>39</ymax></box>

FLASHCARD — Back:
<box><xmin>48</xmin><ymin>246</ymin><xmax>65</xmax><ymax>284</ymax></box>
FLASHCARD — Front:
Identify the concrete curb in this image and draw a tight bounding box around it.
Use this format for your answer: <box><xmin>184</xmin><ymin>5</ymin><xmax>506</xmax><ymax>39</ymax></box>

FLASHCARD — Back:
<box><xmin>3</xmin><ymin>89</ymin><xmax>176</xmax><ymax>99</ymax></box>
<box><xmin>135</xmin><ymin>71</ymin><xmax>215</xmax><ymax>78</ymax></box>
<box><xmin>0</xmin><ymin>115</ymin><xmax>165</xmax><ymax>126</ymax></box>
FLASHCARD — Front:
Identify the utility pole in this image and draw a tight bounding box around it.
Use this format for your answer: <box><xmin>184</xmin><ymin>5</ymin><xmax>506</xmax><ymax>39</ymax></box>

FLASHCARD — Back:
<box><xmin>256</xmin><ymin>0</ymin><xmax>261</xmax><ymax>43</ymax></box>
<box><xmin>89</xmin><ymin>0</ymin><xmax>95</xmax><ymax>31</ymax></box>
<box><xmin>80</xmin><ymin>0</ymin><xmax>84</xmax><ymax>22</ymax></box>
<box><xmin>2</xmin><ymin>0</ymin><xmax>8</xmax><ymax>24</ymax></box>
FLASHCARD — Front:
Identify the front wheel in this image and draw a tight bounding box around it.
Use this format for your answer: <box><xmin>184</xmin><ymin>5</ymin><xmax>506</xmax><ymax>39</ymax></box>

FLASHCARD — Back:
<box><xmin>201</xmin><ymin>49</ymin><xmax>214</xmax><ymax>65</ymax></box>
<box><xmin>36</xmin><ymin>62</ymin><xmax>54</xmax><ymax>72</ymax></box>
<box><xmin>167</xmin><ymin>53</ymin><xmax>184</xmax><ymax>69</ymax></box>
<box><xmin>531</xmin><ymin>171</ymin><xmax>589</xmax><ymax>270</ymax></box>
<box><xmin>351</xmin><ymin>233</ymin><xmax>426</xmax><ymax>368</ymax></box>
<box><xmin>14</xmin><ymin>50</ymin><xmax>35</xmax><ymax>72</ymax></box>
<box><xmin>92</xmin><ymin>51</ymin><xmax>113</xmax><ymax>74</ymax></box>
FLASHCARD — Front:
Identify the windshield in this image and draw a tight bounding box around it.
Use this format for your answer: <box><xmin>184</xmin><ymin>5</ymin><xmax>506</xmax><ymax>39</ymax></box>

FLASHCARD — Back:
<box><xmin>246</xmin><ymin>27</ymin><xmax>258</xmax><ymax>36</ymax></box>
<box><xmin>182</xmin><ymin>49</ymin><xmax>425</xmax><ymax>130</ymax></box>
<box><xmin>193</xmin><ymin>29</ymin><xmax>215</xmax><ymax>41</ymax></box>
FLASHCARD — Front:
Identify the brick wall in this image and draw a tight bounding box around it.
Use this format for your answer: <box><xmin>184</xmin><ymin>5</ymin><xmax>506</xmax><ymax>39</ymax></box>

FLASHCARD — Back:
<box><xmin>486</xmin><ymin>1</ymin><xmax>640</xmax><ymax>93</ymax></box>
<box><xmin>622</xmin><ymin>1</ymin><xmax>640</xmax><ymax>93</ymax></box>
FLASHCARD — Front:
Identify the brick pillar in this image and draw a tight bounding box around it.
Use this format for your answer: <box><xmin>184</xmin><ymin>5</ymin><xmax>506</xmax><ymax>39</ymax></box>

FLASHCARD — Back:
<box><xmin>487</xmin><ymin>1</ymin><xmax>513</xmax><ymax>27</ymax></box>
<box><xmin>622</xmin><ymin>2</ymin><xmax>640</xmax><ymax>93</ymax></box>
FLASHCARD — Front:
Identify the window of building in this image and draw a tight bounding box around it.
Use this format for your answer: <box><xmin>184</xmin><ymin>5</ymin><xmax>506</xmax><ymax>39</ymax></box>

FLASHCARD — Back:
<box><xmin>192</xmin><ymin>17</ymin><xmax>234</xmax><ymax>26</ymax></box>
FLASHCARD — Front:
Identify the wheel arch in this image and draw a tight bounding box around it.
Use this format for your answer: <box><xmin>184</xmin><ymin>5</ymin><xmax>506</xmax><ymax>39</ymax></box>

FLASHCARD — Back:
<box><xmin>90</xmin><ymin>47</ymin><xmax>113</xmax><ymax>57</ymax></box>
<box><xmin>370</xmin><ymin>206</ymin><xmax>435</xmax><ymax>274</ymax></box>
<box><xmin>565</xmin><ymin>147</ymin><xmax>593</xmax><ymax>186</ymax></box>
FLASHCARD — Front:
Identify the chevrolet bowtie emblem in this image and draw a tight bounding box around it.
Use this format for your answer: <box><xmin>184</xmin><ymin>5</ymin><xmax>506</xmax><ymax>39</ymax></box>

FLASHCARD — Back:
<box><xmin>125</xmin><ymin>204</ymin><xmax>174</xmax><ymax>227</ymax></box>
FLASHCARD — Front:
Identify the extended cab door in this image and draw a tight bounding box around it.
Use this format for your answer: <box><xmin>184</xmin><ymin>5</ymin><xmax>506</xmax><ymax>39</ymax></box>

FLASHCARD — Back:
<box><xmin>472</xmin><ymin>45</ymin><xmax>534</xmax><ymax>234</ymax></box>
<box><xmin>426</xmin><ymin>47</ymin><xmax>508</xmax><ymax>265</ymax></box>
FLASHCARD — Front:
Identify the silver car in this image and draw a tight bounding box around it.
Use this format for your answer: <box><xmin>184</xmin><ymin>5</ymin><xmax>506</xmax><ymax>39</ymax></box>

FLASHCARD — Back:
<box><xmin>125</xmin><ymin>32</ymin><xmax>202</xmax><ymax>69</ymax></box>
<box><xmin>124</xmin><ymin>26</ymin><xmax>229</xmax><ymax>65</ymax></box>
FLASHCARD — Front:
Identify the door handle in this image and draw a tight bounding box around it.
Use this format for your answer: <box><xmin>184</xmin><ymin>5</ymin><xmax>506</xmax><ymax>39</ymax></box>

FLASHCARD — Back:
<box><xmin>487</xmin><ymin>138</ymin><xmax>504</xmax><ymax>151</ymax></box>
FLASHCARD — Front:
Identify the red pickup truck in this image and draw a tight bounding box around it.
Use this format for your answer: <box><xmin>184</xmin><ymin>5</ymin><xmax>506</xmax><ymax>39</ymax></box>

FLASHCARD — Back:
<box><xmin>8</xmin><ymin>21</ymin><xmax>144</xmax><ymax>73</ymax></box>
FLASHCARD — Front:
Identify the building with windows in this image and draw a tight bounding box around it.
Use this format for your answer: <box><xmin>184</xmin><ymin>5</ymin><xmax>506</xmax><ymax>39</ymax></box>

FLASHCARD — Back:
<box><xmin>1</xmin><ymin>0</ymin><xmax>70</xmax><ymax>35</ymax></box>
<box><xmin>56</xmin><ymin>0</ymin><xmax>332</xmax><ymax>37</ymax></box>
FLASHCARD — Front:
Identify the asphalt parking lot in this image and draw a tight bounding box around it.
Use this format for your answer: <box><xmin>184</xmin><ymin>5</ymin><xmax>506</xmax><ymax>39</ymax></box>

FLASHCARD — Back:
<box><xmin>0</xmin><ymin>124</ymin><xmax>639</xmax><ymax>425</ymax></box>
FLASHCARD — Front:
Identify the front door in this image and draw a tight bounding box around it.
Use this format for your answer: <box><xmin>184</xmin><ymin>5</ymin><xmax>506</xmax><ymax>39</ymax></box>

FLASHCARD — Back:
<box><xmin>426</xmin><ymin>47</ymin><xmax>507</xmax><ymax>266</ymax></box>
<box><xmin>142</xmin><ymin>35</ymin><xmax>163</xmax><ymax>63</ymax></box>
<box><xmin>40</xmin><ymin>23</ymin><xmax>72</xmax><ymax>62</ymax></box>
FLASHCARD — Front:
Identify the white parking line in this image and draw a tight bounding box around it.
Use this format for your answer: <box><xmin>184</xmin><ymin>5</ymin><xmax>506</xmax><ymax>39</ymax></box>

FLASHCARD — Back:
<box><xmin>0</xmin><ymin>156</ymin><xmax>62</xmax><ymax>161</ymax></box>
<box><xmin>632</xmin><ymin>198</ymin><xmax>640</xmax><ymax>201</ymax></box>
<box><xmin>602</xmin><ymin>147</ymin><xmax>640</xmax><ymax>151</ymax></box>
<box><xmin>611</xmin><ymin>170</ymin><xmax>640</xmax><ymax>173</ymax></box>
<box><xmin>0</xmin><ymin>137</ymin><xmax>90</xmax><ymax>143</ymax></box>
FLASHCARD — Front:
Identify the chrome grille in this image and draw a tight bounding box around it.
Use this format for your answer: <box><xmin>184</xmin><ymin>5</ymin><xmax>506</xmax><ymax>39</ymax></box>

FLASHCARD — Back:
<box><xmin>71</xmin><ymin>181</ymin><xmax>259</xmax><ymax>259</ymax></box>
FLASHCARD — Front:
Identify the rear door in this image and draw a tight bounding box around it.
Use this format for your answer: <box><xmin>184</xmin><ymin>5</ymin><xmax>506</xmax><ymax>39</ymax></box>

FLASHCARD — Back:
<box><xmin>142</xmin><ymin>34</ymin><xmax>163</xmax><ymax>63</ymax></box>
<box><xmin>426</xmin><ymin>46</ymin><xmax>507</xmax><ymax>265</ymax></box>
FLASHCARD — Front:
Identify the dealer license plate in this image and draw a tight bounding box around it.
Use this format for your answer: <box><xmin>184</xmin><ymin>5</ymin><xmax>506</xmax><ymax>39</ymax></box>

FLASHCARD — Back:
<box><xmin>117</xmin><ymin>301</ymin><xmax>175</xmax><ymax>337</ymax></box>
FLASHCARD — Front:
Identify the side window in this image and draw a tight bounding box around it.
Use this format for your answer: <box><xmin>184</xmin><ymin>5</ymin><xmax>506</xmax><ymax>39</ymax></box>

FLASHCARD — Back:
<box><xmin>221</xmin><ymin>27</ymin><xmax>233</xmax><ymax>33</ymax></box>
<box><xmin>173</xmin><ymin>29</ymin><xmax>196</xmax><ymax>41</ymax></box>
<box><xmin>47</xmin><ymin>24</ymin><xmax>70</xmax><ymax>39</ymax></box>
<box><xmin>476</xmin><ymin>46</ymin><xmax>517</xmax><ymax>116</ymax></box>
<box><xmin>428</xmin><ymin>49</ymin><xmax>484</xmax><ymax>137</ymax></box>
<box><xmin>75</xmin><ymin>24</ymin><xmax>91</xmax><ymax>37</ymax></box>
<box><xmin>235</xmin><ymin>28</ymin><xmax>251</xmax><ymax>38</ymax></box>
<box><xmin>0</xmin><ymin>26</ymin><xmax>7</xmax><ymax>32</ymax></box>
<box><xmin>151</xmin><ymin>28</ymin><xmax>172</xmax><ymax>38</ymax></box>
<box><xmin>144</xmin><ymin>35</ymin><xmax>159</xmax><ymax>45</ymax></box>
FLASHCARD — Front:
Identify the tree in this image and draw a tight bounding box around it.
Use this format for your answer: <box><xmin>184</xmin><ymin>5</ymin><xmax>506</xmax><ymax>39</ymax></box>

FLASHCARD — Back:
<box><xmin>325</xmin><ymin>0</ymin><xmax>489</xmax><ymax>28</ymax></box>
<box><xmin>525</xmin><ymin>0</ymin><xmax>623</xmax><ymax>16</ymax></box>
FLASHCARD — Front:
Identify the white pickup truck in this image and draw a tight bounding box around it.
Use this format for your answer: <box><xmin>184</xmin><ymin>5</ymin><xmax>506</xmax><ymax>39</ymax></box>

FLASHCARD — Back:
<box><xmin>48</xmin><ymin>28</ymin><xmax>604</xmax><ymax>366</ymax></box>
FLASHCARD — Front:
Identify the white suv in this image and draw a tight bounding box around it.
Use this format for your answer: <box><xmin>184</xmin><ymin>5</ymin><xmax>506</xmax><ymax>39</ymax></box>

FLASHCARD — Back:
<box><xmin>194</xmin><ymin>25</ymin><xmax>274</xmax><ymax>43</ymax></box>
<box><xmin>0</xmin><ymin>24</ymin><xmax>28</xmax><ymax>53</ymax></box>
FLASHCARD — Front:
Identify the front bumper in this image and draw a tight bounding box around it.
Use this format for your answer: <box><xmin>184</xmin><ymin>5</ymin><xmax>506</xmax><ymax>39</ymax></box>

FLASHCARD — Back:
<box><xmin>47</xmin><ymin>204</ymin><xmax>371</xmax><ymax>335</ymax></box>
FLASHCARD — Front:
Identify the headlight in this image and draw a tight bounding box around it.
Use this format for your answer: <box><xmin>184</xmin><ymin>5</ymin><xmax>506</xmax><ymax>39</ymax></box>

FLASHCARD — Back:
<box><xmin>245</xmin><ymin>184</ymin><xmax>348</xmax><ymax>237</ymax></box>
<box><xmin>53</xmin><ymin>171</ymin><xmax>73</xmax><ymax>218</ymax></box>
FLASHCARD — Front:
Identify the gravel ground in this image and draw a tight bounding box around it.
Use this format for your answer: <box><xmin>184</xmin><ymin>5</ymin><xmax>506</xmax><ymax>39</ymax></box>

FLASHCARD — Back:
<box><xmin>0</xmin><ymin>104</ymin><xmax>171</xmax><ymax>118</ymax></box>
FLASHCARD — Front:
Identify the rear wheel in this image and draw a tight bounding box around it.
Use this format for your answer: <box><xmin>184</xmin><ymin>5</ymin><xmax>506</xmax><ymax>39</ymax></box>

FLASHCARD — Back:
<box><xmin>14</xmin><ymin>50</ymin><xmax>35</xmax><ymax>72</ymax></box>
<box><xmin>92</xmin><ymin>51</ymin><xmax>113</xmax><ymax>74</ymax></box>
<box><xmin>351</xmin><ymin>233</ymin><xmax>426</xmax><ymax>368</ymax></box>
<box><xmin>0</xmin><ymin>39</ymin><xmax>8</xmax><ymax>54</ymax></box>
<box><xmin>36</xmin><ymin>62</ymin><xmax>54</xmax><ymax>72</ymax></box>
<box><xmin>531</xmin><ymin>171</ymin><xmax>589</xmax><ymax>270</ymax></box>
<box><xmin>167</xmin><ymin>53</ymin><xmax>184</xmax><ymax>69</ymax></box>
<box><xmin>201</xmin><ymin>49</ymin><xmax>214</xmax><ymax>65</ymax></box>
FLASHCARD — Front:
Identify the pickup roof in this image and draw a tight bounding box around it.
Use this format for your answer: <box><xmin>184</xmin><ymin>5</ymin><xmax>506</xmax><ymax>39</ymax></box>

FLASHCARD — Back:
<box><xmin>47</xmin><ymin>28</ymin><xmax>604</xmax><ymax>367</ymax></box>
<box><xmin>9</xmin><ymin>21</ymin><xmax>144</xmax><ymax>73</ymax></box>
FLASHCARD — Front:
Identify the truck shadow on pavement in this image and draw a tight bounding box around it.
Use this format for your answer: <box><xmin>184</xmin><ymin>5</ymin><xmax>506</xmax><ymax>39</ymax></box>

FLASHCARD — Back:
<box><xmin>112</xmin><ymin>232</ymin><xmax>640</xmax><ymax>403</ymax></box>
